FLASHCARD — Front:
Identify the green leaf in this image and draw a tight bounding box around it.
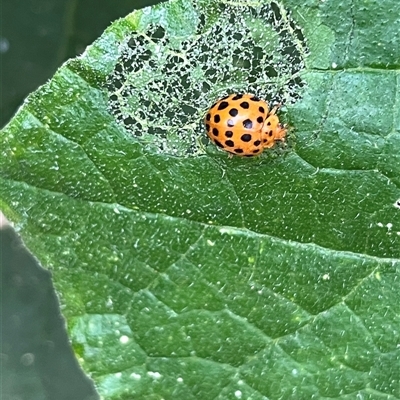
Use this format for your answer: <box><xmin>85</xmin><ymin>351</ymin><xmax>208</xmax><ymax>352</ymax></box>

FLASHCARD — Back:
<box><xmin>1</xmin><ymin>0</ymin><xmax>399</xmax><ymax>399</ymax></box>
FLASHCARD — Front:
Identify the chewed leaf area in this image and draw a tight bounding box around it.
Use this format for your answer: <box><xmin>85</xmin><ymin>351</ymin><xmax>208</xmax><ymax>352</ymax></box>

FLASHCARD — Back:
<box><xmin>105</xmin><ymin>1</ymin><xmax>307</xmax><ymax>157</ymax></box>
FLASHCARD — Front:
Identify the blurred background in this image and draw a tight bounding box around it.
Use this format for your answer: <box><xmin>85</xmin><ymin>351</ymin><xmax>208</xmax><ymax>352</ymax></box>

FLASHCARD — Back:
<box><xmin>1</xmin><ymin>1</ymin><xmax>162</xmax><ymax>399</ymax></box>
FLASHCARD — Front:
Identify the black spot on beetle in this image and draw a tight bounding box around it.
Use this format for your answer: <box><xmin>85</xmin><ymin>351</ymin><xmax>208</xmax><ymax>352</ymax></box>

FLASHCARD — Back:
<box><xmin>241</xmin><ymin>134</ymin><xmax>252</xmax><ymax>142</ymax></box>
<box><xmin>225</xmin><ymin>131</ymin><xmax>233</xmax><ymax>138</ymax></box>
<box><xmin>232</xmin><ymin>94</ymin><xmax>243</xmax><ymax>100</ymax></box>
<box><xmin>253</xmin><ymin>140</ymin><xmax>261</xmax><ymax>146</ymax></box>
<box><xmin>206</xmin><ymin>124</ymin><xmax>210</xmax><ymax>131</ymax></box>
<box><xmin>257</xmin><ymin>116</ymin><xmax>263</xmax><ymax>124</ymax></box>
<box><xmin>225</xmin><ymin>140</ymin><xmax>235</xmax><ymax>147</ymax></box>
<box><xmin>234</xmin><ymin>148</ymin><xmax>244</xmax><ymax>154</ymax></box>
<box><xmin>259</xmin><ymin>106</ymin><xmax>265</xmax><ymax>113</ymax></box>
<box><xmin>240</xmin><ymin>101</ymin><xmax>249</xmax><ymax>109</ymax></box>
<box><xmin>206</xmin><ymin>113</ymin><xmax>211</xmax><ymax>121</ymax></box>
<box><xmin>212</xmin><ymin>128</ymin><xmax>219</xmax><ymax>136</ymax></box>
<box><xmin>214</xmin><ymin>139</ymin><xmax>224</xmax><ymax>148</ymax></box>
<box><xmin>243</xmin><ymin>119</ymin><xmax>253</xmax><ymax>129</ymax></box>
<box><xmin>218</xmin><ymin>101</ymin><xmax>229</xmax><ymax>110</ymax></box>
<box><xmin>250</xmin><ymin>95</ymin><xmax>260</xmax><ymax>101</ymax></box>
<box><xmin>229</xmin><ymin>108</ymin><xmax>238</xmax><ymax>117</ymax></box>
<box><xmin>214</xmin><ymin>114</ymin><xmax>221</xmax><ymax>123</ymax></box>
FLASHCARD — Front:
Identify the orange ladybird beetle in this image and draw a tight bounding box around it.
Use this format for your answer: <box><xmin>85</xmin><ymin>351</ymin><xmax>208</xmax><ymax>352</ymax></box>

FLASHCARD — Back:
<box><xmin>204</xmin><ymin>93</ymin><xmax>287</xmax><ymax>156</ymax></box>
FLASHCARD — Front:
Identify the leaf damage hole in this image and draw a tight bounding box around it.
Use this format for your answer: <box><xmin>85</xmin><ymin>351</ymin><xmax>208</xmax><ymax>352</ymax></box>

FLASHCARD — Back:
<box><xmin>105</xmin><ymin>1</ymin><xmax>308</xmax><ymax>157</ymax></box>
